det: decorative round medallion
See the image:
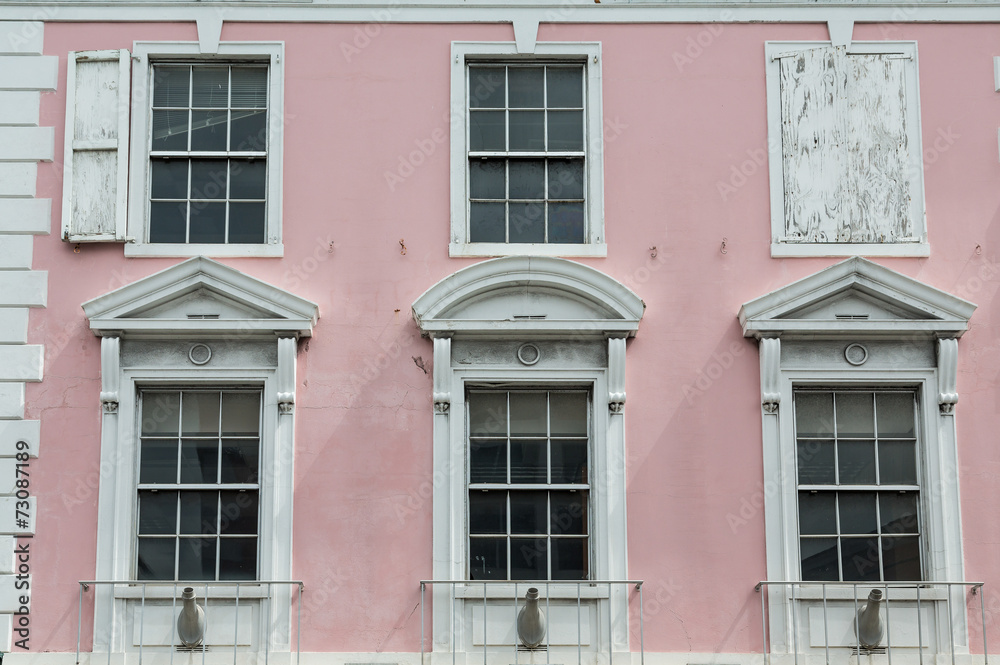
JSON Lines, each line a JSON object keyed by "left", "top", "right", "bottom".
{"left": 844, "top": 343, "right": 868, "bottom": 366}
{"left": 517, "top": 343, "right": 540, "bottom": 366}
{"left": 188, "top": 343, "right": 213, "bottom": 365}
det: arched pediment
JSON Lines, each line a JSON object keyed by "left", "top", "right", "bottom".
{"left": 412, "top": 257, "right": 644, "bottom": 338}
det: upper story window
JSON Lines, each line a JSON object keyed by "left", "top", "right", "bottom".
{"left": 468, "top": 389, "right": 590, "bottom": 581}
{"left": 765, "top": 42, "right": 928, "bottom": 257}
{"left": 148, "top": 64, "right": 269, "bottom": 245}
{"left": 795, "top": 389, "right": 921, "bottom": 582}
{"left": 451, "top": 43, "right": 605, "bottom": 257}
{"left": 59, "top": 43, "right": 284, "bottom": 257}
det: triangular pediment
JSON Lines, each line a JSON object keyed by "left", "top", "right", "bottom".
{"left": 412, "top": 257, "right": 644, "bottom": 337}
{"left": 739, "top": 257, "right": 975, "bottom": 338}
{"left": 83, "top": 257, "right": 319, "bottom": 337}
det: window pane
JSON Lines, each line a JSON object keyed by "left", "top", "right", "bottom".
{"left": 800, "top": 537, "right": 838, "bottom": 581}
{"left": 841, "top": 537, "right": 880, "bottom": 581}
{"left": 510, "top": 393, "right": 547, "bottom": 436}
{"left": 191, "top": 66, "right": 229, "bottom": 108}
{"left": 795, "top": 392, "right": 834, "bottom": 437}
{"left": 469, "top": 392, "right": 507, "bottom": 437}
{"left": 547, "top": 67, "right": 583, "bottom": 109}
{"left": 151, "top": 159, "right": 188, "bottom": 199}
{"left": 178, "top": 538, "right": 217, "bottom": 581}
{"left": 839, "top": 492, "right": 878, "bottom": 535}
{"left": 182, "top": 392, "right": 220, "bottom": 435}
{"left": 221, "top": 392, "right": 261, "bottom": 436}
{"left": 230, "top": 67, "right": 268, "bottom": 108}
{"left": 151, "top": 110, "right": 190, "bottom": 151}
{"left": 509, "top": 491, "right": 546, "bottom": 534}
{"left": 510, "top": 439, "right": 546, "bottom": 483}
{"left": 470, "top": 159, "right": 506, "bottom": 200}
{"left": 469, "top": 537, "right": 506, "bottom": 580}
{"left": 470, "top": 203, "right": 506, "bottom": 242}
{"left": 190, "top": 159, "right": 228, "bottom": 200}
{"left": 547, "top": 110, "right": 583, "bottom": 151}
{"left": 839, "top": 440, "right": 876, "bottom": 484}
{"left": 508, "top": 111, "right": 544, "bottom": 151}
{"left": 508, "top": 67, "right": 544, "bottom": 108}
{"left": 879, "top": 440, "right": 917, "bottom": 485}
{"left": 138, "top": 491, "right": 177, "bottom": 535}
{"left": 142, "top": 392, "right": 181, "bottom": 435}
{"left": 469, "top": 110, "right": 505, "bottom": 151}
{"left": 550, "top": 492, "right": 586, "bottom": 535}
{"left": 180, "top": 439, "right": 219, "bottom": 484}
{"left": 137, "top": 537, "right": 176, "bottom": 580}
{"left": 550, "top": 393, "right": 587, "bottom": 436}
{"left": 836, "top": 392, "right": 875, "bottom": 437}
{"left": 229, "top": 203, "right": 266, "bottom": 244}
{"left": 221, "top": 439, "right": 260, "bottom": 484}
{"left": 882, "top": 536, "right": 921, "bottom": 581}
{"left": 470, "top": 439, "right": 506, "bottom": 484}
{"left": 508, "top": 202, "right": 545, "bottom": 243}
{"left": 180, "top": 491, "right": 217, "bottom": 535}
{"left": 875, "top": 393, "right": 915, "bottom": 439}
{"left": 510, "top": 538, "right": 546, "bottom": 580}
{"left": 220, "top": 491, "right": 258, "bottom": 535}
{"left": 149, "top": 202, "right": 187, "bottom": 243}
{"left": 188, "top": 202, "right": 227, "bottom": 243}
{"left": 551, "top": 538, "right": 586, "bottom": 580}
{"left": 190, "top": 110, "right": 228, "bottom": 151}
{"left": 798, "top": 492, "right": 836, "bottom": 535}
{"left": 468, "top": 67, "right": 505, "bottom": 109}
{"left": 508, "top": 160, "right": 545, "bottom": 199}
{"left": 219, "top": 537, "right": 257, "bottom": 580}
{"left": 880, "top": 492, "right": 918, "bottom": 534}
{"left": 140, "top": 439, "right": 178, "bottom": 484}
{"left": 548, "top": 160, "right": 584, "bottom": 200}
{"left": 551, "top": 439, "right": 587, "bottom": 484}
{"left": 469, "top": 491, "right": 506, "bottom": 534}
{"left": 548, "top": 203, "right": 584, "bottom": 243}
{"left": 230, "top": 109, "right": 267, "bottom": 152}
{"left": 797, "top": 439, "right": 834, "bottom": 485}
{"left": 230, "top": 160, "right": 266, "bottom": 199}
{"left": 153, "top": 66, "right": 190, "bottom": 107}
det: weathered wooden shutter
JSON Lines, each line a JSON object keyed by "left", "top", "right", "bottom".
{"left": 779, "top": 46, "right": 912, "bottom": 244}
{"left": 61, "top": 49, "right": 130, "bottom": 242}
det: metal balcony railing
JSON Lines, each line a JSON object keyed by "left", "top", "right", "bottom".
{"left": 419, "top": 580, "right": 644, "bottom": 665}
{"left": 76, "top": 580, "right": 304, "bottom": 665}
{"left": 755, "top": 581, "right": 988, "bottom": 665}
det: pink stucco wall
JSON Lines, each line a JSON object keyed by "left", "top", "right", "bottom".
{"left": 25, "top": 18, "right": 1000, "bottom": 654}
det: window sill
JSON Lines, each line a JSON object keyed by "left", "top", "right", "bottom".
{"left": 771, "top": 242, "right": 930, "bottom": 258}
{"left": 124, "top": 243, "right": 284, "bottom": 258}
{"left": 453, "top": 583, "right": 611, "bottom": 600}
{"left": 450, "top": 243, "right": 607, "bottom": 258}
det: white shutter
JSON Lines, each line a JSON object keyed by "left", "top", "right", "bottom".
{"left": 61, "top": 49, "right": 130, "bottom": 242}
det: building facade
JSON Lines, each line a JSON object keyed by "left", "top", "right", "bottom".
{"left": 0, "top": 1, "right": 998, "bottom": 663}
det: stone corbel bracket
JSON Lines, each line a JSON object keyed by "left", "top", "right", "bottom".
{"left": 432, "top": 336, "right": 452, "bottom": 414}
{"left": 937, "top": 337, "right": 959, "bottom": 414}
{"left": 608, "top": 336, "right": 626, "bottom": 414}
{"left": 100, "top": 335, "right": 121, "bottom": 414}
{"left": 276, "top": 336, "right": 297, "bottom": 415}
{"left": 759, "top": 337, "right": 781, "bottom": 414}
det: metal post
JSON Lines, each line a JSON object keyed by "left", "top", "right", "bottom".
{"left": 265, "top": 582, "right": 271, "bottom": 665}
{"left": 139, "top": 583, "right": 146, "bottom": 665}
{"left": 420, "top": 583, "right": 425, "bottom": 665}
{"left": 948, "top": 587, "right": 956, "bottom": 665}
{"left": 638, "top": 583, "right": 645, "bottom": 665}
{"left": 545, "top": 581, "right": 550, "bottom": 665}
{"left": 483, "top": 583, "right": 487, "bottom": 665}
{"left": 608, "top": 582, "right": 613, "bottom": 665}
{"left": 884, "top": 584, "right": 892, "bottom": 665}
{"left": 234, "top": 584, "right": 240, "bottom": 665}
{"left": 452, "top": 582, "right": 457, "bottom": 665}
{"left": 979, "top": 585, "right": 989, "bottom": 665}
{"left": 822, "top": 583, "right": 829, "bottom": 665}
{"left": 203, "top": 583, "right": 209, "bottom": 665}
{"left": 758, "top": 584, "right": 768, "bottom": 665}
{"left": 791, "top": 583, "right": 799, "bottom": 665}
{"left": 76, "top": 584, "right": 84, "bottom": 665}
{"left": 298, "top": 583, "right": 303, "bottom": 665}
{"left": 577, "top": 582, "right": 582, "bottom": 665}
{"left": 916, "top": 585, "right": 924, "bottom": 665}
{"left": 854, "top": 584, "right": 861, "bottom": 658}
{"left": 170, "top": 583, "right": 177, "bottom": 665}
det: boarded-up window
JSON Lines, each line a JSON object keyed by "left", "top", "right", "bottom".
{"left": 777, "top": 46, "right": 920, "bottom": 245}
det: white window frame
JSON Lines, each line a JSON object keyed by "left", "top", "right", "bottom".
{"left": 765, "top": 41, "right": 928, "bottom": 258}
{"left": 450, "top": 42, "right": 606, "bottom": 258}
{"left": 127, "top": 41, "right": 284, "bottom": 258}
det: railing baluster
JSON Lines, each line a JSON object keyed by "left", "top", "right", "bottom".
{"left": 979, "top": 585, "right": 989, "bottom": 665}
{"left": 577, "top": 581, "right": 582, "bottom": 665}
{"left": 545, "top": 581, "right": 550, "bottom": 665}
{"left": 513, "top": 582, "right": 519, "bottom": 665}
{"left": 917, "top": 585, "right": 924, "bottom": 665}
{"left": 885, "top": 584, "right": 892, "bottom": 665}
{"left": 483, "top": 582, "right": 487, "bottom": 665}
{"left": 821, "top": 583, "right": 829, "bottom": 665}
{"left": 203, "top": 583, "right": 209, "bottom": 665}
{"left": 608, "top": 581, "right": 612, "bottom": 665}
{"left": 420, "top": 582, "right": 425, "bottom": 665}
{"left": 638, "top": 582, "right": 645, "bottom": 665}
{"left": 790, "top": 583, "right": 798, "bottom": 665}
{"left": 265, "top": 582, "right": 271, "bottom": 665}
{"left": 234, "top": 583, "right": 240, "bottom": 665}
{"left": 853, "top": 584, "right": 860, "bottom": 658}
{"left": 76, "top": 583, "right": 84, "bottom": 665}
{"left": 948, "top": 587, "right": 956, "bottom": 665}
{"left": 170, "top": 583, "right": 177, "bottom": 665}
{"left": 138, "top": 583, "right": 146, "bottom": 665}
{"left": 758, "top": 583, "right": 767, "bottom": 665}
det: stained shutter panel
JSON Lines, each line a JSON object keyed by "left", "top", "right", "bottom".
{"left": 61, "top": 49, "right": 130, "bottom": 242}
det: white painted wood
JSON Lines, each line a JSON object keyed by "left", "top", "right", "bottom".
{"left": 0, "top": 199, "right": 50, "bottom": 235}
{"left": 0, "top": 497, "right": 34, "bottom": 534}
{"left": 0, "top": 22, "right": 43, "bottom": 55}
{"left": 130, "top": 602, "right": 253, "bottom": 646}
{"left": 471, "top": 603, "right": 592, "bottom": 645}
{"left": 0, "top": 461, "right": 21, "bottom": 495}
{"left": 0, "top": 272, "right": 46, "bottom": 308}
{"left": 0, "top": 538, "right": 13, "bottom": 575}
{"left": 807, "top": 603, "right": 936, "bottom": 648}
{"left": 0, "top": 164, "right": 36, "bottom": 196}
{"left": 0, "top": 385, "right": 24, "bottom": 419}
{"left": 62, "top": 50, "right": 130, "bottom": 242}
{"left": 0, "top": 420, "right": 39, "bottom": 457}
{"left": 0, "top": 574, "right": 31, "bottom": 612}
{"left": 0, "top": 236, "right": 32, "bottom": 269}
{"left": 0, "top": 309, "right": 28, "bottom": 345}
{"left": 0, "top": 346, "right": 42, "bottom": 382}
{"left": 197, "top": 13, "right": 224, "bottom": 54}
{"left": 0, "top": 127, "right": 53, "bottom": 162}
{"left": 99, "top": 336, "right": 119, "bottom": 413}
{"left": 994, "top": 56, "right": 1000, "bottom": 92}
{"left": 0, "top": 56, "right": 56, "bottom": 90}
{"left": 0, "top": 92, "right": 39, "bottom": 125}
